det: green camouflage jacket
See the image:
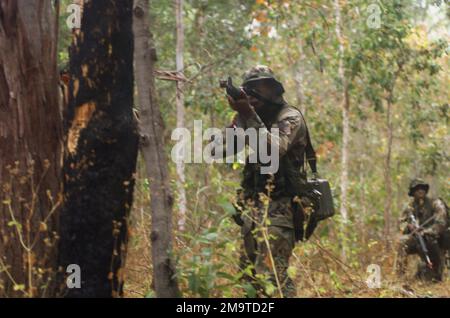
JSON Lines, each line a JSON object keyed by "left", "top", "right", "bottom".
{"left": 212, "top": 102, "right": 308, "bottom": 170}
{"left": 212, "top": 103, "right": 312, "bottom": 210}
{"left": 400, "top": 197, "right": 448, "bottom": 237}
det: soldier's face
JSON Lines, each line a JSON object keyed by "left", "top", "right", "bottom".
{"left": 245, "top": 80, "right": 278, "bottom": 110}
{"left": 413, "top": 188, "right": 427, "bottom": 200}
{"left": 247, "top": 95, "right": 264, "bottom": 109}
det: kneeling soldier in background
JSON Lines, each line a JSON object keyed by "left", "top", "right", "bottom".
{"left": 396, "top": 179, "right": 449, "bottom": 282}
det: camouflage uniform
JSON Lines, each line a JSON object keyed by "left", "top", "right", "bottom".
{"left": 396, "top": 179, "right": 448, "bottom": 281}
{"left": 213, "top": 66, "right": 311, "bottom": 297}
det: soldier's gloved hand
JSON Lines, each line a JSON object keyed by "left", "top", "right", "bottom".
{"left": 227, "top": 90, "right": 255, "bottom": 119}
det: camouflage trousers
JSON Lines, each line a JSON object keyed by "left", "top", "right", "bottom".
{"left": 238, "top": 196, "right": 297, "bottom": 297}
{"left": 396, "top": 233, "right": 446, "bottom": 282}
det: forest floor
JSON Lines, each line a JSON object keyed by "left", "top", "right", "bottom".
{"left": 123, "top": 217, "right": 449, "bottom": 298}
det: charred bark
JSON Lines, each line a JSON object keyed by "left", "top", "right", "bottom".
{"left": 58, "top": 0, "right": 138, "bottom": 297}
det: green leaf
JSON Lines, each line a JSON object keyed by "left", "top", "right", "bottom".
{"left": 204, "top": 232, "right": 218, "bottom": 241}
{"left": 217, "top": 271, "right": 237, "bottom": 281}
{"left": 13, "top": 284, "right": 25, "bottom": 291}
{"left": 242, "top": 283, "right": 257, "bottom": 298}
{"left": 287, "top": 266, "right": 298, "bottom": 280}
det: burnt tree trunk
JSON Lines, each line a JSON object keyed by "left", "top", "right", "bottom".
{"left": 0, "top": 1, "right": 62, "bottom": 297}
{"left": 58, "top": 0, "right": 138, "bottom": 297}
{"left": 133, "top": 0, "right": 180, "bottom": 297}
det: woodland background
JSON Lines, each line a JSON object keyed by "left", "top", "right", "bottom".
{"left": 0, "top": 0, "right": 448, "bottom": 298}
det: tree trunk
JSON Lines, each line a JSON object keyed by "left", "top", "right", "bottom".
{"left": 175, "top": 0, "right": 187, "bottom": 231}
{"left": 58, "top": 0, "right": 138, "bottom": 297}
{"left": 383, "top": 95, "right": 394, "bottom": 242}
{"left": 133, "top": 0, "right": 180, "bottom": 297}
{"left": 0, "top": 1, "right": 62, "bottom": 297}
{"left": 334, "top": 0, "right": 350, "bottom": 260}
{"left": 358, "top": 161, "right": 367, "bottom": 250}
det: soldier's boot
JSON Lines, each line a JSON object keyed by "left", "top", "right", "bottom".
{"left": 428, "top": 246, "right": 446, "bottom": 282}
{"left": 415, "top": 262, "right": 441, "bottom": 282}
{"left": 415, "top": 262, "right": 428, "bottom": 281}
{"left": 275, "top": 257, "right": 296, "bottom": 298}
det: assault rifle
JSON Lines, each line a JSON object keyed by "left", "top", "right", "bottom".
{"left": 219, "top": 77, "right": 283, "bottom": 106}
{"left": 409, "top": 214, "right": 433, "bottom": 269}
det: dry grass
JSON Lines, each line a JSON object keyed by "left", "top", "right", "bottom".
{"left": 123, "top": 162, "right": 449, "bottom": 298}
{"left": 123, "top": 214, "right": 449, "bottom": 298}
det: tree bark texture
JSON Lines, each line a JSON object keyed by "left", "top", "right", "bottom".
{"left": 133, "top": 0, "right": 180, "bottom": 298}
{"left": 0, "top": 0, "right": 62, "bottom": 297}
{"left": 58, "top": 0, "right": 138, "bottom": 297}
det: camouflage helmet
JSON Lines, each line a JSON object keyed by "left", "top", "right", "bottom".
{"left": 408, "top": 178, "right": 429, "bottom": 197}
{"left": 241, "top": 65, "right": 285, "bottom": 96}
